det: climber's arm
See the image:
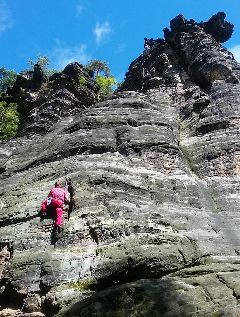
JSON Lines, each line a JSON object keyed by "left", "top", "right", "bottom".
{"left": 64, "top": 191, "right": 70, "bottom": 204}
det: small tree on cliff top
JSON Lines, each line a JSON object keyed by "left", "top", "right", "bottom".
{"left": 28, "top": 55, "right": 57, "bottom": 77}
{"left": 28, "top": 55, "right": 49, "bottom": 71}
{"left": 86, "top": 60, "right": 111, "bottom": 77}
{"left": 95, "top": 76, "right": 116, "bottom": 101}
{"left": 86, "top": 60, "right": 116, "bottom": 101}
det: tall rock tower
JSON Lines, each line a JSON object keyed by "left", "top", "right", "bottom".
{"left": 0, "top": 13, "right": 240, "bottom": 317}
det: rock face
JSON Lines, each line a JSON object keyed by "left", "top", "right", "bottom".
{"left": 200, "top": 12, "right": 234, "bottom": 43}
{"left": 0, "top": 13, "right": 240, "bottom": 317}
{"left": 2, "top": 62, "right": 99, "bottom": 135}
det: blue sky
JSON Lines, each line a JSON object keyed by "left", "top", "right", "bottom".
{"left": 1, "top": 0, "right": 240, "bottom": 82}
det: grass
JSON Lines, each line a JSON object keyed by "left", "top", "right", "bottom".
{"left": 59, "top": 279, "right": 97, "bottom": 291}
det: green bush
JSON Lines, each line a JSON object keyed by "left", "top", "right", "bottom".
{"left": 96, "top": 75, "right": 116, "bottom": 101}
{"left": 0, "top": 101, "right": 20, "bottom": 141}
{"left": 0, "top": 67, "right": 17, "bottom": 92}
{"left": 85, "top": 59, "right": 116, "bottom": 101}
{"left": 78, "top": 75, "right": 88, "bottom": 87}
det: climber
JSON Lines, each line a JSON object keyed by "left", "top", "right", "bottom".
{"left": 40, "top": 180, "right": 70, "bottom": 233}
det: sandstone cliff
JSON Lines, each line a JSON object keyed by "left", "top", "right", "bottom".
{"left": 0, "top": 12, "right": 240, "bottom": 317}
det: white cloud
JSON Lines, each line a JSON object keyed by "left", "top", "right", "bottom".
{"left": 229, "top": 45, "right": 240, "bottom": 62}
{"left": 93, "top": 21, "right": 112, "bottom": 44}
{"left": 50, "top": 42, "right": 91, "bottom": 69}
{"left": 0, "top": 0, "right": 13, "bottom": 33}
{"left": 76, "top": 3, "right": 83, "bottom": 16}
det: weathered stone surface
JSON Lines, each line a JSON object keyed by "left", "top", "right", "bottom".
{"left": 200, "top": 12, "right": 234, "bottom": 43}
{"left": 1, "top": 13, "right": 240, "bottom": 317}
{"left": 58, "top": 264, "right": 240, "bottom": 317}
{"left": 1, "top": 62, "right": 99, "bottom": 135}
{"left": 0, "top": 310, "right": 44, "bottom": 317}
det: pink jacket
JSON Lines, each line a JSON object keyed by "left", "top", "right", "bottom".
{"left": 48, "top": 187, "right": 69, "bottom": 203}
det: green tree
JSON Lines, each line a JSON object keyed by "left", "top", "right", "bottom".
{"left": 86, "top": 60, "right": 111, "bottom": 77}
{"left": 28, "top": 55, "right": 57, "bottom": 77}
{"left": 95, "top": 75, "right": 116, "bottom": 101}
{"left": 86, "top": 60, "right": 116, "bottom": 101}
{"left": 28, "top": 55, "right": 50, "bottom": 71}
{"left": 0, "top": 101, "right": 20, "bottom": 141}
{"left": 0, "top": 67, "right": 17, "bottom": 92}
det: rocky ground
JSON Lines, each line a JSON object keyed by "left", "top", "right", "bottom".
{"left": 0, "top": 12, "right": 240, "bottom": 317}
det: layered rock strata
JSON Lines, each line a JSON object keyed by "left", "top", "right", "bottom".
{"left": 0, "top": 13, "right": 240, "bottom": 317}
{"left": 1, "top": 62, "right": 99, "bottom": 135}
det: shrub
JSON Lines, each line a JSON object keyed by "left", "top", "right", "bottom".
{"left": 0, "top": 101, "right": 20, "bottom": 141}
{"left": 0, "top": 67, "right": 17, "bottom": 92}
{"left": 28, "top": 55, "right": 58, "bottom": 77}
{"left": 86, "top": 59, "right": 116, "bottom": 101}
{"left": 78, "top": 75, "right": 88, "bottom": 87}
{"left": 96, "top": 75, "right": 116, "bottom": 101}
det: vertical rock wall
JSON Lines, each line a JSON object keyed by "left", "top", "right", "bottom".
{"left": 0, "top": 13, "right": 240, "bottom": 317}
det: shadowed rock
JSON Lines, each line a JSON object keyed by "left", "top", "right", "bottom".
{"left": 200, "top": 12, "right": 234, "bottom": 43}
{"left": 2, "top": 62, "right": 99, "bottom": 135}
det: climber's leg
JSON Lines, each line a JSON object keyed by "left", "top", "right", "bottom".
{"left": 55, "top": 207, "right": 63, "bottom": 226}
{"left": 40, "top": 200, "right": 48, "bottom": 222}
{"left": 49, "top": 199, "right": 64, "bottom": 239}
{"left": 50, "top": 199, "right": 63, "bottom": 224}
{"left": 41, "top": 200, "right": 47, "bottom": 214}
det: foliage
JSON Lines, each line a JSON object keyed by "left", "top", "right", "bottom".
{"left": 96, "top": 75, "right": 116, "bottom": 101}
{"left": 28, "top": 55, "right": 58, "bottom": 77}
{"left": 0, "top": 56, "right": 55, "bottom": 93}
{"left": 86, "top": 59, "right": 116, "bottom": 100}
{"left": 0, "top": 101, "right": 20, "bottom": 141}
{"left": 60, "top": 279, "right": 96, "bottom": 291}
{"left": 86, "top": 60, "right": 111, "bottom": 77}
{"left": 0, "top": 67, "right": 17, "bottom": 92}
{"left": 78, "top": 75, "right": 88, "bottom": 87}
{"left": 28, "top": 55, "right": 50, "bottom": 71}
